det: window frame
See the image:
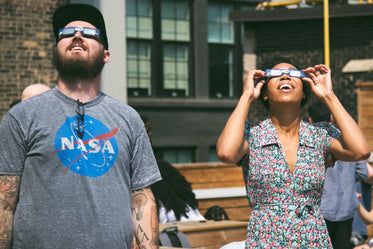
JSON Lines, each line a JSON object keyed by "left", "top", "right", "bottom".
{"left": 126, "top": 0, "right": 194, "bottom": 98}
{"left": 207, "top": 1, "right": 246, "bottom": 99}
{"left": 153, "top": 146, "right": 196, "bottom": 164}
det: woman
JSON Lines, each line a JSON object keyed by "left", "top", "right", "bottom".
{"left": 216, "top": 57, "right": 370, "bottom": 248}
{"left": 140, "top": 116, "right": 205, "bottom": 223}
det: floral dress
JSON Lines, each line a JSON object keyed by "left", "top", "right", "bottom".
{"left": 240, "top": 118, "right": 340, "bottom": 249}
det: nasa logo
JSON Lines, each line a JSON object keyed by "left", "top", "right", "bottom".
{"left": 54, "top": 115, "right": 118, "bottom": 178}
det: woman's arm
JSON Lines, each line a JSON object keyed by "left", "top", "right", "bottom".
{"left": 303, "top": 65, "right": 370, "bottom": 162}
{"left": 216, "top": 70, "right": 265, "bottom": 164}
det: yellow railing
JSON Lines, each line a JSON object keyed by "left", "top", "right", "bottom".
{"left": 254, "top": 0, "right": 372, "bottom": 67}
{"left": 257, "top": 0, "right": 371, "bottom": 9}
{"left": 255, "top": 0, "right": 330, "bottom": 66}
{"left": 324, "top": 0, "right": 330, "bottom": 67}
{"left": 256, "top": 0, "right": 322, "bottom": 9}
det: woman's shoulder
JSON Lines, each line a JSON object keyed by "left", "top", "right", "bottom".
{"left": 307, "top": 121, "right": 341, "bottom": 138}
{"left": 245, "top": 118, "right": 271, "bottom": 130}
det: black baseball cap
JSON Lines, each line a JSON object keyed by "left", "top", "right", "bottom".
{"left": 53, "top": 4, "right": 109, "bottom": 50}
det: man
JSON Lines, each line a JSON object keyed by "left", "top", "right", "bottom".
{"left": 309, "top": 101, "right": 369, "bottom": 249}
{"left": 0, "top": 4, "right": 161, "bottom": 249}
{"left": 21, "top": 83, "right": 51, "bottom": 101}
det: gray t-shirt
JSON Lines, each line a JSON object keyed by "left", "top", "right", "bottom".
{"left": 0, "top": 88, "right": 161, "bottom": 249}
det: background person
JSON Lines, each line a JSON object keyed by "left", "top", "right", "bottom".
{"left": 216, "top": 56, "right": 370, "bottom": 248}
{"left": 352, "top": 191, "right": 373, "bottom": 249}
{"left": 351, "top": 155, "right": 373, "bottom": 247}
{"left": 141, "top": 116, "right": 205, "bottom": 223}
{"left": 0, "top": 4, "right": 161, "bottom": 249}
{"left": 21, "top": 83, "right": 51, "bottom": 101}
{"left": 8, "top": 83, "right": 50, "bottom": 110}
{"left": 152, "top": 159, "right": 205, "bottom": 223}
{"left": 309, "top": 100, "right": 369, "bottom": 249}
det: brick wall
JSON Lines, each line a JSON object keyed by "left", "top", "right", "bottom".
{"left": 0, "top": 0, "right": 67, "bottom": 117}
{"left": 246, "top": 15, "right": 373, "bottom": 123}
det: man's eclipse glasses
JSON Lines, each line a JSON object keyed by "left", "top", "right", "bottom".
{"left": 58, "top": 27, "right": 100, "bottom": 40}
{"left": 265, "top": 69, "right": 306, "bottom": 79}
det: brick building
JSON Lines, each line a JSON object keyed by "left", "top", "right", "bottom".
{"left": 0, "top": 0, "right": 68, "bottom": 111}
{"left": 0, "top": 0, "right": 372, "bottom": 162}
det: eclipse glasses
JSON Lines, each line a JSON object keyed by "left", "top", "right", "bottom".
{"left": 58, "top": 27, "right": 100, "bottom": 40}
{"left": 265, "top": 69, "right": 306, "bottom": 79}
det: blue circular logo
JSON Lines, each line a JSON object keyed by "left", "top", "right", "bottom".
{"left": 54, "top": 115, "right": 118, "bottom": 178}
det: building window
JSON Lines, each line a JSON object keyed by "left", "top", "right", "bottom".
{"left": 163, "top": 44, "right": 189, "bottom": 97}
{"left": 126, "top": 0, "right": 153, "bottom": 39}
{"left": 161, "top": 0, "right": 190, "bottom": 41}
{"left": 154, "top": 147, "right": 195, "bottom": 164}
{"left": 126, "top": 0, "right": 153, "bottom": 97}
{"left": 127, "top": 41, "right": 152, "bottom": 97}
{"left": 209, "top": 146, "right": 219, "bottom": 162}
{"left": 209, "top": 44, "right": 233, "bottom": 98}
{"left": 208, "top": 2, "right": 235, "bottom": 99}
{"left": 208, "top": 3, "right": 234, "bottom": 44}
{"left": 126, "top": 0, "right": 192, "bottom": 98}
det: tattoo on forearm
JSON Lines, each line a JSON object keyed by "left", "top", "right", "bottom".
{"left": 133, "top": 192, "right": 147, "bottom": 221}
{"left": 0, "top": 176, "right": 20, "bottom": 211}
{"left": 136, "top": 224, "right": 150, "bottom": 243}
{"left": 0, "top": 175, "right": 20, "bottom": 248}
{"left": 151, "top": 204, "right": 159, "bottom": 247}
{"left": 132, "top": 187, "right": 159, "bottom": 249}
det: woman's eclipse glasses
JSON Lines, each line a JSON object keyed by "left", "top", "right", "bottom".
{"left": 265, "top": 69, "right": 306, "bottom": 79}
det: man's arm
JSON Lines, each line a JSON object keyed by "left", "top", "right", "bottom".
{"left": 132, "top": 187, "right": 158, "bottom": 249}
{"left": 0, "top": 175, "right": 20, "bottom": 249}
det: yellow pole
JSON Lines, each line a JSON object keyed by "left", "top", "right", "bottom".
{"left": 323, "top": 0, "right": 330, "bottom": 67}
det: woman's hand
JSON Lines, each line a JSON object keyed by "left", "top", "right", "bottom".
{"left": 242, "top": 70, "right": 265, "bottom": 102}
{"left": 302, "top": 64, "right": 334, "bottom": 100}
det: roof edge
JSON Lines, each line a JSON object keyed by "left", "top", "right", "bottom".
{"left": 230, "top": 4, "right": 373, "bottom": 22}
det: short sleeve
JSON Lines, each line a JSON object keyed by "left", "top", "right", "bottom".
{"left": 355, "top": 160, "right": 369, "bottom": 182}
{"left": 130, "top": 124, "right": 161, "bottom": 190}
{"left": 0, "top": 112, "right": 27, "bottom": 175}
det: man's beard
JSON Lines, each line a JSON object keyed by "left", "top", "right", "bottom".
{"left": 52, "top": 47, "right": 105, "bottom": 84}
